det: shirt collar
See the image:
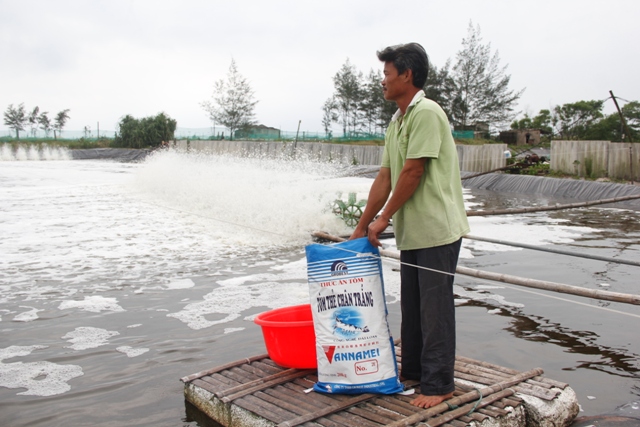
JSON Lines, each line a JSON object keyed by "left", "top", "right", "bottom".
{"left": 391, "top": 90, "right": 425, "bottom": 122}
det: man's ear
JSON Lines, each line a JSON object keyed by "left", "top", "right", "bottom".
{"left": 403, "top": 69, "right": 413, "bottom": 84}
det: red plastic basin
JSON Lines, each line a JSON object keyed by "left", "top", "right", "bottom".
{"left": 254, "top": 304, "right": 317, "bottom": 369}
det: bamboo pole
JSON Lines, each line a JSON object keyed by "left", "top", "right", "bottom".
{"left": 465, "top": 194, "right": 640, "bottom": 216}
{"left": 455, "top": 265, "right": 640, "bottom": 305}
{"left": 460, "top": 161, "right": 532, "bottom": 181}
{"left": 461, "top": 163, "right": 530, "bottom": 180}
{"left": 464, "top": 234, "right": 640, "bottom": 267}
{"left": 310, "top": 231, "right": 640, "bottom": 306}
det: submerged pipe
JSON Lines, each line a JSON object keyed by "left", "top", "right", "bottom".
{"left": 311, "top": 231, "right": 640, "bottom": 307}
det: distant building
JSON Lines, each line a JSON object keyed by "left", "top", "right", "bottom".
{"left": 454, "top": 122, "right": 490, "bottom": 139}
{"left": 499, "top": 129, "right": 541, "bottom": 145}
{"left": 234, "top": 124, "right": 281, "bottom": 140}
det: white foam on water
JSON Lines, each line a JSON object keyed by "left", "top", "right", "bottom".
{"left": 0, "top": 345, "right": 84, "bottom": 396}
{"left": 58, "top": 296, "right": 124, "bottom": 313}
{"left": 167, "top": 251, "right": 404, "bottom": 331}
{"left": 165, "top": 278, "right": 195, "bottom": 290}
{"left": 461, "top": 214, "right": 597, "bottom": 257}
{"left": 0, "top": 159, "right": 230, "bottom": 305}
{"left": 167, "top": 257, "right": 310, "bottom": 330}
{"left": 224, "top": 327, "right": 245, "bottom": 334}
{"left": 116, "top": 346, "right": 150, "bottom": 357}
{"left": 12, "top": 306, "right": 43, "bottom": 322}
{"left": 454, "top": 285, "right": 526, "bottom": 309}
{"left": 62, "top": 327, "right": 120, "bottom": 350}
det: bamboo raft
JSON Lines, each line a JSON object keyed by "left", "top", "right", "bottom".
{"left": 181, "top": 343, "right": 579, "bottom": 427}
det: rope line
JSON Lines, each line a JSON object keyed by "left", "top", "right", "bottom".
{"left": 467, "top": 389, "right": 483, "bottom": 416}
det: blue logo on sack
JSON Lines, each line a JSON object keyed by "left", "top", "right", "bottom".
{"left": 330, "top": 260, "right": 348, "bottom": 276}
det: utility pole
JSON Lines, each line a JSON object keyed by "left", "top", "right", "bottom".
{"left": 609, "top": 90, "right": 633, "bottom": 143}
{"left": 294, "top": 120, "right": 301, "bottom": 149}
{"left": 609, "top": 90, "right": 635, "bottom": 181}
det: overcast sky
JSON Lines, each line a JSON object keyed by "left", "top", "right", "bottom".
{"left": 2, "top": 0, "right": 639, "bottom": 135}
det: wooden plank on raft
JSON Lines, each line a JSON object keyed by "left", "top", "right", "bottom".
{"left": 382, "top": 367, "right": 544, "bottom": 427}
{"left": 236, "top": 394, "right": 293, "bottom": 423}
{"left": 219, "top": 369, "right": 315, "bottom": 402}
{"left": 183, "top": 343, "right": 578, "bottom": 427}
{"left": 454, "top": 363, "right": 560, "bottom": 401}
{"left": 457, "top": 355, "right": 569, "bottom": 390}
{"left": 181, "top": 353, "right": 270, "bottom": 383}
{"left": 276, "top": 393, "right": 379, "bottom": 427}
{"left": 424, "top": 388, "right": 515, "bottom": 427}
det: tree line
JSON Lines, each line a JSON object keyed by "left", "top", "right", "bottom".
{"left": 153, "top": 20, "right": 640, "bottom": 144}
{"left": 3, "top": 103, "right": 70, "bottom": 139}
{"left": 2, "top": 101, "right": 177, "bottom": 148}
{"left": 511, "top": 98, "right": 640, "bottom": 142}
{"left": 198, "top": 22, "right": 524, "bottom": 141}
{"left": 323, "top": 22, "right": 524, "bottom": 137}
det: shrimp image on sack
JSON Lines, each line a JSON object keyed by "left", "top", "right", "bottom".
{"left": 332, "top": 308, "right": 369, "bottom": 338}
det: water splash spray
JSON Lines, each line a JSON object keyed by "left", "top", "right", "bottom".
{"left": 131, "top": 149, "right": 373, "bottom": 248}
{"left": 0, "top": 143, "right": 72, "bottom": 161}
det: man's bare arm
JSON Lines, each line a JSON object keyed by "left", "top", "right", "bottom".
{"left": 349, "top": 167, "right": 392, "bottom": 240}
{"left": 367, "top": 158, "right": 427, "bottom": 247}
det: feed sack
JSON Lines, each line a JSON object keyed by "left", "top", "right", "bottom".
{"left": 305, "top": 237, "right": 403, "bottom": 394}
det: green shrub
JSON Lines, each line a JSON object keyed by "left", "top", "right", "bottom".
{"left": 113, "top": 113, "right": 176, "bottom": 148}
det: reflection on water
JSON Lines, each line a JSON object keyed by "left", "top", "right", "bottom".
{"left": 506, "top": 310, "right": 639, "bottom": 378}
{"left": 461, "top": 290, "right": 640, "bottom": 379}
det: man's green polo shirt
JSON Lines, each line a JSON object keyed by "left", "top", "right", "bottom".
{"left": 381, "top": 91, "right": 470, "bottom": 250}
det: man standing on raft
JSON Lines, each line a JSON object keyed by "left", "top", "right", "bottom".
{"left": 350, "top": 43, "right": 469, "bottom": 408}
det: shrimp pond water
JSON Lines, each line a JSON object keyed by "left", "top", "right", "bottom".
{"left": 0, "top": 148, "right": 639, "bottom": 426}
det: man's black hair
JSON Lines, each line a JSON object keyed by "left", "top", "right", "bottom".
{"left": 377, "top": 43, "right": 429, "bottom": 88}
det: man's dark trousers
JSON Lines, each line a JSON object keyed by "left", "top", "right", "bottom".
{"left": 400, "top": 238, "right": 462, "bottom": 395}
